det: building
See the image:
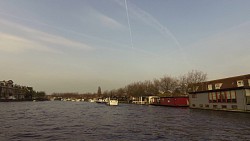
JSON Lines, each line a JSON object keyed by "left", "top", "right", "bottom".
{"left": 188, "top": 74, "right": 250, "bottom": 112}
{"left": 148, "top": 96, "right": 160, "bottom": 104}
{"left": 0, "top": 80, "right": 33, "bottom": 101}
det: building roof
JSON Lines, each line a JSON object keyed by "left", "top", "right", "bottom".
{"left": 188, "top": 74, "right": 250, "bottom": 94}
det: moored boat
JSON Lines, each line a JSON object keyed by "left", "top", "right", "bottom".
{"left": 96, "top": 98, "right": 106, "bottom": 104}
{"left": 151, "top": 96, "right": 189, "bottom": 107}
{"left": 106, "top": 98, "right": 118, "bottom": 106}
{"left": 88, "top": 99, "right": 96, "bottom": 103}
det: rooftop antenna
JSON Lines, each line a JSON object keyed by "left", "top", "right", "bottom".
{"left": 125, "top": 0, "right": 134, "bottom": 49}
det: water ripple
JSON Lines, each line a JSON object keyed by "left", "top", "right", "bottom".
{"left": 1, "top": 101, "right": 250, "bottom": 141}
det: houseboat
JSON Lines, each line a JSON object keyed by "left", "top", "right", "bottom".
{"left": 151, "top": 96, "right": 189, "bottom": 107}
{"left": 188, "top": 74, "right": 250, "bottom": 112}
{"left": 148, "top": 96, "right": 160, "bottom": 104}
{"left": 131, "top": 96, "right": 147, "bottom": 104}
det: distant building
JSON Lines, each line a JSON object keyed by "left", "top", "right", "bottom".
{"left": 188, "top": 74, "right": 250, "bottom": 112}
{"left": 0, "top": 80, "right": 33, "bottom": 101}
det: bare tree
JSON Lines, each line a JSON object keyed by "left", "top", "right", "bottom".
{"left": 179, "top": 70, "right": 207, "bottom": 94}
{"left": 177, "top": 75, "right": 188, "bottom": 94}
{"left": 186, "top": 70, "right": 207, "bottom": 84}
{"left": 116, "top": 88, "right": 125, "bottom": 97}
{"left": 157, "top": 76, "right": 178, "bottom": 95}
{"left": 125, "top": 82, "right": 145, "bottom": 97}
{"left": 143, "top": 80, "right": 158, "bottom": 96}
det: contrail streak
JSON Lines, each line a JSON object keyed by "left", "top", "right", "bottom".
{"left": 125, "top": 0, "right": 134, "bottom": 49}
{"left": 0, "top": 11, "right": 121, "bottom": 48}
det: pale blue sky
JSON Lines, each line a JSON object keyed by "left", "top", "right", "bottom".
{"left": 0, "top": 0, "right": 249, "bottom": 93}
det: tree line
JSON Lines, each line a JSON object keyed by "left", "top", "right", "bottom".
{"left": 50, "top": 70, "right": 207, "bottom": 100}
{"left": 103, "top": 70, "right": 207, "bottom": 98}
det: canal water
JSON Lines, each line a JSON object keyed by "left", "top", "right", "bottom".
{"left": 0, "top": 101, "right": 250, "bottom": 141}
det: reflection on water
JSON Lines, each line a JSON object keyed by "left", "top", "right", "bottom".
{"left": 0, "top": 101, "right": 250, "bottom": 141}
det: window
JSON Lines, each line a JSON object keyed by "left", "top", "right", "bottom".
{"left": 237, "top": 80, "right": 244, "bottom": 87}
{"left": 208, "top": 91, "right": 237, "bottom": 103}
{"left": 208, "top": 84, "right": 212, "bottom": 90}
{"left": 226, "top": 91, "right": 231, "bottom": 103}
{"left": 246, "top": 96, "right": 250, "bottom": 105}
{"left": 192, "top": 94, "right": 197, "bottom": 98}
{"left": 221, "top": 91, "right": 226, "bottom": 103}
{"left": 192, "top": 104, "right": 196, "bottom": 107}
{"left": 212, "top": 92, "right": 217, "bottom": 103}
{"left": 205, "top": 104, "right": 209, "bottom": 108}
{"left": 215, "top": 83, "right": 222, "bottom": 89}
{"left": 199, "top": 104, "right": 203, "bottom": 108}
{"left": 217, "top": 92, "right": 221, "bottom": 102}
{"left": 195, "top": 86, "right": 199, "bottom": 91}
{"left": 213, "top": 105, "right": 218, "bottom": 109}
{"left": 231, "top": 105, "right": 237, "bottom": 109}
{"left": 221, "top": 105, "right": 227, "bottom": 109}
{"left": 208, "top": 93, "right": 213, "bottom": 103}
{"left": 231, "top": 91, "right": 237, "bottom": 103}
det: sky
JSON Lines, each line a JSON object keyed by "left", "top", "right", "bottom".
{"left": 0, "top": 0, "right": 249, "bottom": 94}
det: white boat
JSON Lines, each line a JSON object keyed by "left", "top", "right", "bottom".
{"left": 107, "top": 98, "right": 118, "bottom": 106}
{"left": 89, "top": 99, "right": 95, "bottom": 102}
{"left": 96, "top": 98, "right": 106, "bottom": 104}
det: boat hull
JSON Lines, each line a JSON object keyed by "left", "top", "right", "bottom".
{"left": 107, "top": 100, "right": 118, "bottom": 106}
{"left": 151, "top": 97, "right": 189, "bottom": 107}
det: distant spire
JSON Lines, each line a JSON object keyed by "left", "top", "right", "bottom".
{"left": 97, "top": 86, "right": 102, "bottom": 95}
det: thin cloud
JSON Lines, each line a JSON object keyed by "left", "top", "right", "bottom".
{"left": 115, "top": 0, "right": 181, "bottom": 47}
{"left": 0, "top": 33, "right": 62, "bottom": 54}
{"left": 0, "top": 19, "right": 94, "bottom": 53}
{"left": 114, "top": 0, "right": 190, "bottom": 66}
{"left": 0, "top": 33, "right": 33, "bottom": 52}
{"left": 98, "top": 14, "right": 125, "bottom": 29}
{"left": 0, "top": 11, "right": 126, "bottom": 51}
{"left": 84, "top": 6, "right": 126, "bottom": 30}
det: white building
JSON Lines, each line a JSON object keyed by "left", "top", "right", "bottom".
{"left": 188, "top": 74, "right": 250, "bottom": 112}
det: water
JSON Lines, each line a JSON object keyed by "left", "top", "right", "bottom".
{"left": 0, "top": 101, "right": 250, "bottom": 141}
